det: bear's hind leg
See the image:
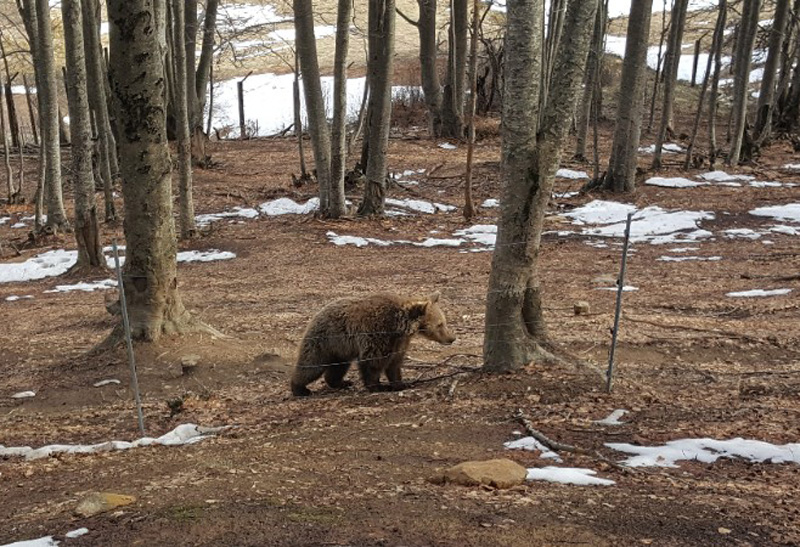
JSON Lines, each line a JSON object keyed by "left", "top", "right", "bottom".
{"left": 385, "top": 354, "right": 408, "bottom": 392}
{"left": 324, "top": 362, "right": 353, "bottom": 390}
{"left": 291, "top": 358, "right": 326, "bottom": 397}
{"left": 358, "top": 358, "right": 390, "bottom": 392}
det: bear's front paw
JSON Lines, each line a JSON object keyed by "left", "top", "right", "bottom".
{"left": 291, "top": 384, "right": 312, "bottom": 397}
{"left": 366, "top": 383, "right": 392, "bottom": 392}
{"left": 388, "top": 381, "right": 408, "bottom": 392}
{"left": 327, "top": 379, "right": 354, "bottom": 390}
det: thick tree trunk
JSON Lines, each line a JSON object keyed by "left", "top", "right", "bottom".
{"left": 754, "top": 0, "right": 790, "bottom": 143}
{"left": 293, "top": 0, "right": 333, "bottom": 213}
{"left": 727, "top": 0, "right": 761, "bottom": 165}
{"left": 358, "top": 0, "right": 396, "bottom": 216}
{"left": 484, "top": 0, "right": 597, "bottom": 372}
{"left": 35, "top": 0, "right": 70, "bottom": 232}
{"left": 82, "top": 0, "right": 117, "bottom": 222}
{"left": 605, "top": 0, "right": 654, "bottom": 192}
{"left": 653, "top": 0, "right": 689, "bottom": 169}
{"left": 62, "top": 0, "right": 103, "bottom": 269}
{"left": 171, "top": 0, "right": 196, "bottom": 239}
{"left": 329, "top": 0, "right": 351, "bottom": 218}
{"left": 417, "top": 0, "right": 444, "bottom": 136}
{"left": 575, "top": 0, "right": 606, "bottom": 160}
{"left": 441, "top": 0, "right": 467, "bottom": 137}
{"left": 107, "top": 0, "right": 200, "bottom": 340}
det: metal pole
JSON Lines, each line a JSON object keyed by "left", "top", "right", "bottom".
{"left": 112, "top": 240, "right": 146, "bottom": 435}
{"left": 606, "top": 212, "right": 634, "bottom": 393}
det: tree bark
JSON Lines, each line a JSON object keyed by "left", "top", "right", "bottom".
{"left": 727, "top": 0, "right": 761, "bottom": 165}
{"left": 171, "top": 0, "right": 197, "bottom": 238}
{"left": 708, "top": 0, "right": 727, "bottom": 165}
{"left": 441, "top": 0, "right": 467, "bottom": 137}
{"left": 35, "top": 0, "right": 70, "bottom": 232}
{"left": 23, "top": 74, "right": 38, "bottom": 145}
{"left": 575, "top": 0, "right": 605, "bottom": 160}
{"left": 195, "top": 0, "right": 218, "bottom": 119}
{"left": 358, "top": 0, "right": 396, "bottom": 216}
{"left": 62, "top": 0, "right": 103, "bottom": 269}
{"left": 483, "top": 0, "right": 597, "bottom": 372}
{"left": 605, "top": 0, "right": 654, "bottom": 192}
{"left": 463, "top": 0, "right": 480, "bottom": 220}
{"left": 416, "top": 0, "right": 444, "bottom": 136}
{"left": 329, "top": 0, "right": 351, "bottom": 218}
{"left": 653, "top": 0, "right": 689, "bottom": 169}
{"left": 293, "top": 0, "right": 333, "bottom": 213}
{"left": 754, "top": 0, "right": 790, "bottom": 142}
{"left": 0, "top": 79, "right": 16, "bottom": 203}
{"left": 82, "top": 0, "right": 117, "bottom": 222}
{"left": 107, "top": 0, "right": 201, "bottom": 340}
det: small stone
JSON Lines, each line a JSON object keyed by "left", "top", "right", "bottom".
{"left": 75, "top": 492, "right": 136, "bottom": 517}
{"left": 573, "top": 301, "right": 590, "bottom": 315}
{"left": 441, "top": 459, "right": 527, "bottom": 489}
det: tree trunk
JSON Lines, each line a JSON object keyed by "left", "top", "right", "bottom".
{"left": 358, "top": 0, "right": 396, "bottom": 216}
{"left": 82, "top": 0, "right": 117, "bottom": 222}
{"left": 0, "top": 41, "right": 22, "bottom": 149}
{"left": 540, "top": 0, "right": 565, "bottom": 118}
{"left": 647, "top": 0, "right": 669, "bottom": 133}
{"left": 777, "top": 34, "right": 800, "bottom": 131}
{"left": 195, "top": 0, "right": 218, "bottom": 119}
{"left": 441, "top": 0, "right": 467, "bottom": 138}
{"left": 62, "top": 0, "right": 103, "bottom": 269}
{"left": 708, "top": 0, "right": 727, "bottom": 165}
{"left": 653, "top": 0, "right": 689, "bottom": 169}
{"left": 484, "top": 0, "right": 597, "bottom": 372}
{"left": 727, "top": 0, "right": 761, "bottom": 165}
{"left": 463, "top": 0, "right": 480, "bottom": 220}
{"left": 754, "top": 0, "right": 790, "bottom": 143}
{"left": 329, "top": 0, "right": 351, "bottom": 218}
{"left": 35, "top": 0, "right": 70, "bottom": 232}
{"left": 605, "top": 0, "right": 654, "bottom": 192}
{"left": 0, "top": 79, "right": 16, "bottom": 203}
{"left": 23, "top": 74, "right": 39, "bottom": 145}
{"left": 171, "top": 0, "right": 196, "bottom": 239}
{"left": 417, "top": 0, "right": 444, "bottom": 136}
{"left": 107, "top": 0, "right": 201, "bottom": 340}
{"left": 575, "top": 0, "right": 606, "bottom": 160}
{"left": 293, "top": 53, "right": 308, "bottom": 177}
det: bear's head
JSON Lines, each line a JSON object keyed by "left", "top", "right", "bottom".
{"left": 414, "top": 292, "right": 456, "bottom": 345}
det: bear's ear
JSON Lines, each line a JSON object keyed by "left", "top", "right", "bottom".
{"left": 408, "top": 301, "right": 428, "bottom": 321}
{"left": 428, "top": 291, "right": 440, "bottom": 304}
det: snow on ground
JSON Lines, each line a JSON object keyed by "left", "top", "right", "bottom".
{"left": 750, "top": 204, "right": 800, "bottom": 223}
{"left": 5, "top": 295, "right": 34, "bottom": 301}
{"left": 769, "top": 225, "right": 800, "bottom": 235}
{"left": 64, "top": 529, "right": 89, "bottom": 539}
{"left": 783, "top": 164, "right": 800, "bottom": 170}
{"left": 645, "top": 177, "right": 706, "bottom": 188}
{"left": 481, "top": 199, "right": 499, "bottom": 208}
{"left": 217, "top": 3, "right": 288, "bottom": 30}
{"left": 1, "top": 536, "right": 59, "bottom": 547}
{"left": 326, "top": 232, "right": 396, "bottom": 248}
{"left": 177, "top": 250, "right": 236, "bottom": 263}
{"left": 638, "top": 143, "right": 683, "bottom": 154}
{"left": 195, "top": 206, "right": 260, "bottom": 226}
{"left": 438, "top": 143, "right": 457, "bottom": 150}
{"left": 657, "top": 255, "right": 721, "bottom": 262}
{"left": 44, "top": 279, "right": 117, "bottom": 294}
{"left": 0, "top": 424, "right": 228, "bottom": 461}
{"left": 723, "top": 228, "right": 761, "bottom": 239}
{"left": 594, "top": 409, "right": 629, "bottom": 426}
{"left": 607, "top": 438, "right": 800, "bottom": 468}
{"left": 697, "top": 170, "right": 755, "bottom": 182}
{"left": 526, "top": 467, "right": 615, "bottom": 486}
{"left": 93, "top": 379, "right": 121, "bottom": 388}
{"left": 726, "top": 288, "right": 792, "bottom": 298}
{"left": 562, "top": 200, "right": 714, "bottom": 245}
{"left": 453, "top": 225, "right": 497, "bottom": 248}
{"left": 556, "top": 168, "right": 589, "bottom": 179}
{"left": 596, "top": 286, "right": 639, "bottom": 292}
{"left": 385, "top": 198, "right": 456, "bottom": 214}
{"left": 259, "top": 197, "right": 320, "bottom": 216}
{"left": 504, "top": 437, "right": 563, "bottom": 462}
{"left": 11, "top": 391, "right": 35, "bottom": 399}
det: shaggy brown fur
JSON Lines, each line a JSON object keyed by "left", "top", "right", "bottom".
{"left": 290, "top": 292, "right": 456, "bottom": 396}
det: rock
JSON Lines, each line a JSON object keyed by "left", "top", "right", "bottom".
{"left": 75, "top": 492, "right": 136, "bottom": 517}
{"left": 440, "top": 459, "right": 527, "bottom": 489}
{"left": 573, "top": 301, "right": 590, "bottom": 315}
{"left": 11, "top": 391, "right": 36, "bottom": 399}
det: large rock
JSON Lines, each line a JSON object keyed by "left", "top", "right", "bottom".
{"left": 75, "top": 492, "right": 136, "bottom": 517}
{"left": 441, "top": 459, "right": 527, "bottom": 489}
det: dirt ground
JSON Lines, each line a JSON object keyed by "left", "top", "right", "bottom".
{"left": 1, "top": 122, "right": 799, "bottom": 547}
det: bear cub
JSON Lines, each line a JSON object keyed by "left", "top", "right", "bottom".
{"left": 291, "top": 292, "right": 456, "bottom": 396}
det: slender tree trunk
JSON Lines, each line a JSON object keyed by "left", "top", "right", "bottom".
{"left": 171, "top": 0, "right": 196, "bottom": 238}
{"left": 293, "top": 0, "right": 332, "bottom": 212}
{"left": 575, "top": 0, "right": 606, "bottom": 160}
{"left": 441, "top": 0, "right": 467, "bottom": 137}
{"left": 82, "top": 0, "right": 117, "bottom": 222}
{"left": 417, "top": 0, "right": 444, "bottom": 136}
{"left": 728, "top": 0, "right": 761, "bottom": 165}
{"left": 0, "top": 79, "right": 15, "bottom": 203}
{"left": 35, "top": 0, "right": 70, "bottom": 232}
{"left": 540, "top": 0, "right": 565, "bottom": 118}
{"left": 685, "top": 0, "right": 725, "bottom": 169}
{"left": 708, "top": 0, "right": 727, "bottom": 165}
{"left": 293, "top": 52, "right": 308, "bottom": 177}
{"left": 0, "top": 39, "right": 21, "bottom": 149}
{"left": 62, "top": 0, "right": 103, "bottom": 269}
{"left": 23, "top": 74, "right": 38, "bottom": 145}
{"left": 653, "top": 0, "right": 689, "bottom": 169}
{"left": 195, "top": 0, "right": 218, "bottom": 118}
{"left": 107, "top": 0, "right": 210, "bottom": 341}
{"left": 647, "top": 0, "right": 669, "bottom": 133}
{"left": 778, "top": 35, "right": 800, "bottom": 131}
{"left": 329, "top": 0, "right": 351, "bottom": 218}
{"left": 358, "top": 0, "right": 395, "bottom": 216}
{"left": 463, "top": 0, "right": 480, "bottom": 220}
{"left": 754, "top": 0, "right": 790, "bottom": 143}
{"left": 605, "top": 0, "right": 654, "bottom": 192}
{"left": 484, "top": 0, "right": 597, "bottom": 372}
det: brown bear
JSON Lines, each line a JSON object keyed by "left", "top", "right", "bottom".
{"left": 290, "top": 292, "right": 456, "bottom": 396}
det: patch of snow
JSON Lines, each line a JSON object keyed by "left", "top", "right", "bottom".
{"left": 645, "top": 177, "right": 706, "bottom": 188}
{"left": 44, "top": 279, "right": 117, "bottom": 293}
{"left": 562, "top": 200, "right": 637, "bottom": 226}
{"left": 697, "top": 170, "right": 755, "bottom": 182}
{"left": 195, "top": 206, "right": 259, "bottom": 226}
{"left": 438, "top": 142, "right": 457, "bottom": 150}
{"left": 453, "top": 225, "right": 497, "bottom": 248}
{"left": 504, "top": 437, "right": 563, "bottom": 462}
{"left": 638, "top": 143, "right": 683, "bottom": 154}
{"left": 65, "top": 528, "right": 89, "bottom": 539}
{"left": 526, "top": 466, "right": 615, "bottom": 486}
{"left": 5, "top": 295, "right": 34, "bottom": 301}
{"left": 769, "top": 225, "right": 800, "bottom": 236}
{"left": 596, "top": 286, "right": 638, "bottom": 292}
{"left": 657, "top": 255, "right": 722, "bottom": 262}
{"left": 93, "top": 379, "right": 121, "bottom": 388}
{"left": 269, "top": 25, "right": 335, "bottom": 43}
{"left": 723, "top": 228, "right": 761, "bottom": 240}
{"left": 0, "top": 424, "right": 228, "bottom": 461}
{"left": 10, "top": 222, "right": 27, "bottom": 229}
{"left": 726, "top": 288, "right": 792, "bottom": 298}
{"left": 607, "top": 437, "right": 800, "bottom": 468}
{"left": 0, "top": 249, "right": 78, "bottom": 284}
{"left": 0, "top": 536, "right": 59, "bottom": 547}
{"left": 259, "top": 197, "right": 319, "bottom": 216}
{"left": 11, "top": 391, "right": 35, "bottom": 399}
{"left": 481, "top": 198, "right": 499, "bottom": 208}
{"left": 176, "top": 250, "right": 236, "bottom": 263}
{"left": 595, "top": 409, "right": 629, "bottom": 426}
{"left": 556, "top": 168, "right": 589, "bottom": 179}
{"left": 326, "top": 232, "right": 395, "bottom": 248}
{"left": 414, "top": 238, "right": 463, "bottom": 248}
{"left": 553, "top": 191, "right": 580, "bottom": 198}
{"left": 668, "top": 247, "right": 699, "bottom": 253}
{"left": 782, "top": 164, "right": 800, "bottom": 171}
{"left": 750, "top": 204, "right": 800, "bottom": 223}
{"left": 749, "top": 181, "right": 784, "bottom": 188}
{"left": 0, "top": 216, "right": 8, "bottom": 225}
{"left": 385, "top": 198, "right": 456, "bottom": 214}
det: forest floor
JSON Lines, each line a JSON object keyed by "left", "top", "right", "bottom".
{"left": 0, "top": 125, "right": 799, "bottom": 546}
